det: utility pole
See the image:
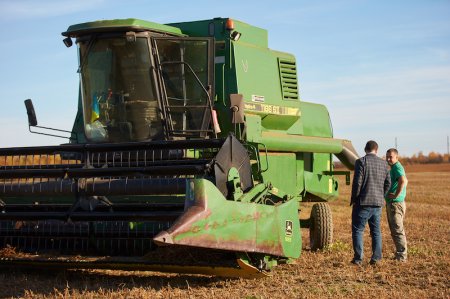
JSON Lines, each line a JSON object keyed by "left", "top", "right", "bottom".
{"left": 447, "top": 135, "right": 449, "bottom": 163}
{"left": 395, "top": 137, "right": 398, "bottom": 149}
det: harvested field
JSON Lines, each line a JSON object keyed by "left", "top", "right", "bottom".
{"left": 403, "top": 163, "right": 450, "bottom": 173}
{"left": 0, "top": 164, "right": 449, "bottom": 298}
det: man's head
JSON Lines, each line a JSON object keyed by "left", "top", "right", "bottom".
{"left": 364, "top": 140, "right": 378, "bottom": 154}
{"left": 386, "top": 148, "right": 399, "bottom": 166}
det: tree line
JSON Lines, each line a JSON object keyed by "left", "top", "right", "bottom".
{"left": 334, "top": 151, "right": 449, "bottom": 168}
{"left": 399, "top": 152, "right": 450, "bottom": 165}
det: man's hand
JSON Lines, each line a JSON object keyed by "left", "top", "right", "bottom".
{"left": 387, "top": 193, "right": 397, "bottom": 200}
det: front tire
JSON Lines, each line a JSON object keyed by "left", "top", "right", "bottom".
{"left": 309, "top": 203, "right": 333, "bottom": 250}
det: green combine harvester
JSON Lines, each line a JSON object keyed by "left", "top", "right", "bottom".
{"left": 0, "top": 18, "right": 358, "bottom": 278}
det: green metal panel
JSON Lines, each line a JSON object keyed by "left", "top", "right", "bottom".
{"left": 299, "top": 101, "right": 333, "bottom": 137}
{"left": 295, "top": 153, "right": 306, "bottom": 193}
{"left": 261, "top": 114, "right": 301, "bottom": 132}
{"left": 245, "top": 114, "right": 262, "bottom": 140}
{"left": 231, "top": 19, "right": 268, "bottom": 48}
{"left": 286, "top": 117, "right": 304, "bottom": 135}
{"left": 167, "top": 19, "right": 218, "bottom": 38}
{"left": 233, "top": 43, "right": 298, "bottom": 106}
{"left": 168, "top": 18, "right": 268, "bottom": 48}
{"left": 233, "top": 42, "right": 279, "bottom": 103}
{"left": 302, "top": 152, "right": 339, "bottom": 201}
{"left": 259, "top": 153, "right": 298, "bottom": 197}
{"left": 231, "top": 42, "right": 304, "bottom": 136}
{"left": 303, "top": 171, "right": 338, "bottom": 201}
{"left": 313, "top": 153, "right": 332, "bottom": 174}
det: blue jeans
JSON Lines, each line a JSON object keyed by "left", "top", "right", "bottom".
{"left": 352, "top": 205, "right": 382, "bottom": 263}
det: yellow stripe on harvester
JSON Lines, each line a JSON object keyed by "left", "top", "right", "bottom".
{"left": 244, "top": 103, "right": 300, "bottom": 116}
{"left": 329, "top": 178, "right": 333, "bottom": 193}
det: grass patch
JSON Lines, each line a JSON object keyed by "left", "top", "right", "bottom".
{"left": 324, "top": 240, "right": 351, "bottom": 253}
{"left": 408, "top": 245, "right": 429, "bottom": 257}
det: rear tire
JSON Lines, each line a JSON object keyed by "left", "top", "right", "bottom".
{"left": 309, "top": 203, "right": 333, "bottom": 250}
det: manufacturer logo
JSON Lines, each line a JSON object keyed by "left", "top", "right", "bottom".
{"left": 251, "top": 95, "right": 265, "bottom": 103}
{"left": 285, "top": 220, "right": 293, "bottom": 236}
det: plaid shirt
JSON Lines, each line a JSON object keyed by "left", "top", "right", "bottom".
{"left": 351, "top": 153, "right": 391, "bottom": 207}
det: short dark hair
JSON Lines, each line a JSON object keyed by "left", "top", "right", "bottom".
{"left": 364, "top": 140, "right": 378, "bottom": 152}
{"left": 386, "top": 148, "right": 398, "bottom": 155}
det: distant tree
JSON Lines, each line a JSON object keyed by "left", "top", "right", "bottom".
{"left": 428, "top": 152, "right": 444, "bottom": 163}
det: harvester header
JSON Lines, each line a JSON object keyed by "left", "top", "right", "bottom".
{"left": 0, "top": 17, "right": 358, "bottom": 277}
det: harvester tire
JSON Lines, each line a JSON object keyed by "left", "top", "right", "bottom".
{"left": 309, "top": 203, "right": 333, "bottom": 250}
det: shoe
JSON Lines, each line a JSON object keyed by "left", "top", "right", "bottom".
{"left": 369, "top": 259, "right": 379, "bottom": 265}
{"left": 395, "top": 257, "right": 407, "bottom": 262}
{"left": 351, "top": 259, "right": 362, "bottom": 266}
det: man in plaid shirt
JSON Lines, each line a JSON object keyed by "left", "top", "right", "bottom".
{"left": 351, "top": 140, "right": 391, "bottom": 265}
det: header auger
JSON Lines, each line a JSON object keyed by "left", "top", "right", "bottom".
{"left": 0, "top": 18, "right": 358, "bottom": 277}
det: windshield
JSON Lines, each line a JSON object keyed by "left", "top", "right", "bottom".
{"left": 78, "top": 36, "right": 162, "bottom": 142}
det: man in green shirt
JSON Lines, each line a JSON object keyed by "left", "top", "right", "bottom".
{"left": 385, "top": 148, "right": 408, "bottom": 261}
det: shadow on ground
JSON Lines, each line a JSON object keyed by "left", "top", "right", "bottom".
{"left": 0, "top": 267, "right": 230, "bottom": 298}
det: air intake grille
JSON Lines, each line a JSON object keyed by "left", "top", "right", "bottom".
{"left": 278, "top": 59, "right": 299, "bottom": 100}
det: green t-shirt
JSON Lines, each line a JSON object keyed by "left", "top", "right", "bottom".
{"left": 386, "top": 162, "right": 407, "bottom": 202}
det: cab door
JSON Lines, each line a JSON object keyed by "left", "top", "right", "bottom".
{"left": 153, "top": 37, "right": 214, "bottom": 138}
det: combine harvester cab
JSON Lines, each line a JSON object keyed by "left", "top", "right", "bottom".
{"left": 0, "top": 18, "right": 358, "bottom": 278}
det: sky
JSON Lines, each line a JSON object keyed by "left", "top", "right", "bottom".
{"left": 0, "top": 0, "right": 449, "bottom": 157}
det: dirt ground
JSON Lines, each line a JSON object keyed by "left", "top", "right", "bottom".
{"left": 0, "top": 164, "right": 449, "bottom": 298}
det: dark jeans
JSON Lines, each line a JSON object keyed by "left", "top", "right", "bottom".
{"left": 352, "top": 205, "right": 382, "bottom": 263}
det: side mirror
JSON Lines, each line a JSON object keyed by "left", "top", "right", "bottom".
{"left": 63, "top": 37, "right": 73, "bottom": 48}
{"left": 24, "top": 98, "right": 75, "bottom": 140}
{"left": 24, "top": 99, "right": 38, "bottom": 126}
